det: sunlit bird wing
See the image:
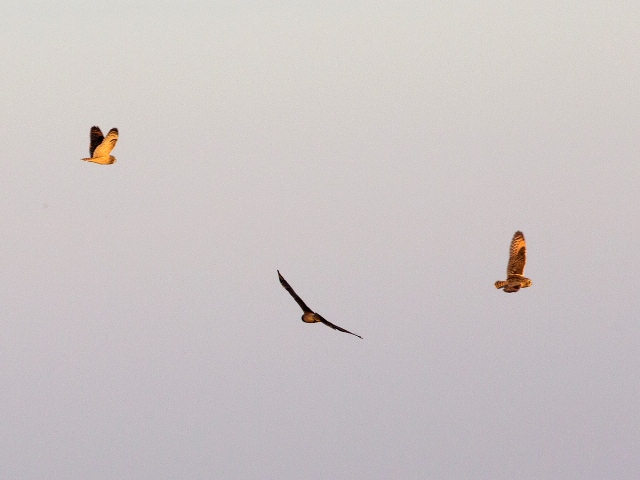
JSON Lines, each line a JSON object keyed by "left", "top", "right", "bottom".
{"left": 277, "top": 270, "right": 312, "bottom": 313}
{"left": 93, "top": 128, "right": 118, "bottom": 157}
{"left": 507, "top": 231, "right": 527, "bottom": 276}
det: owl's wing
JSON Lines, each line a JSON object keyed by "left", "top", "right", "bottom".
{"left": 93, "top": 128, "right": 118, "bottom": 157}
{"left": 89, "top": 126, "right": 104, "bottom": 157}
{"left": 507, "top": 231, "right": 527, "bottom": 275}
{"left": 316, "top": 314, "right": 363, "bottom": 339}
{"left": 278, "top": 270, "right": 313, "bottom": 313}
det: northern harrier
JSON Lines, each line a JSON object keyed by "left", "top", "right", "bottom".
{"left": 277, "top": 270, "right": 362, "bottom": 339}
{"left": 82, "top": 126, "right": 118, "bottom": 164}
{"left": 495, "top": 231, "right": 532, "bottom": 293}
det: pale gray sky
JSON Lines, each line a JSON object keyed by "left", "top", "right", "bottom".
{"left": 1, "top": 1, "right": 639, "bottom": 479}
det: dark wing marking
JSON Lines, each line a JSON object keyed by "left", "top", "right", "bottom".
{"left": 316, "top": 314, "right": 363, "bottom": 339}
{"left": 507, "top": 231, "right": 527, "bottom": 275}
{"left": 89, "top": 126, "right": 104, "bottom": 157}
{"left": 277, "top": 270, "right": 312, "bottom": 313}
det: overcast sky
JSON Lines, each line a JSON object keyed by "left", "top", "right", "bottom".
{"left": 1, "top": 1, "right": 639, "bottom": 479}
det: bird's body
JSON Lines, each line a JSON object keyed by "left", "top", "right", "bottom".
{"left": 82, "top": 126, "right": 118, "bottom": 164}
{"left": 495, "top": 275, "right": 532, "bottom": 293}
{"left": 277, "top": 270, "right": 362, "bottom": 339}
{"left": 495, "top": 231, "right": 532, "bottom": 293}
{"left": 301, "top": 311, "right": 318, "bottom": 323}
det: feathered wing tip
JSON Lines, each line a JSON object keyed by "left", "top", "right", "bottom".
{"left": 505, "top": 230, "right": 527, "bottom": 276}
{"left": 495, "top": 280, "right": 507, "bottom": 289}
{"left": 316, "top": 314, "right": 363, "bottom": 339}
{"left": 509, "top": 231, "right": 526, "bottom": 259}
{"left": 277, "top": 270, "right": 313, "bottom": 313}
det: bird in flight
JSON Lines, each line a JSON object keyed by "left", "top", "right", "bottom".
{"left": 495, "top": 231, "right": 532, "bottom": 293}
{"left": 277, "top": 270, "right": 362, "bottom": 339}
{"left": 82, "top": 126, "right": 118, "bottom": 164}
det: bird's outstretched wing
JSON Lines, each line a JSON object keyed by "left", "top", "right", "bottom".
{"left": 316, "top": 313, "right": 363, "bottom": 339}
{"left": 89, "top": 126, "right": 104, "bottom": 157}
{"left": 507, "top": 231, "right": 527, "bottom": 276}
{"left": 93, "top": 128, "right": 118, "bottom": 157}
{"left": 277, "top": 270, "right": 312, "bottom": 313}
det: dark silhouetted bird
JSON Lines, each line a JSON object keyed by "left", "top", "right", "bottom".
{"left": 277, "top": 270, "right": 362, "bottom": 339}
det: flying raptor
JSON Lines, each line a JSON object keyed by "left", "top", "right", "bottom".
{"left": 82, "top": 126, "right": 118, "bottom": 164}
{"left": 277, "top": 270, "right": 362, "bottom": 339}
{"left": 495, "top": 231, "right": 532, "bottom": 293}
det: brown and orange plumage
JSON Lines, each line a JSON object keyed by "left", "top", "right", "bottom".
{"left": 495, "top": 231, "right": 532, "bottom": 293}
{"left": 82, "top": 126, "right": 118, "bottom": 164}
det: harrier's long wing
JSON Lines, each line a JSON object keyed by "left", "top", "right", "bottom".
{"left": 89, "top": 126, "right": 104, "bottom": 157}
{"left": 507, "top": 231, "right": 527, "bottom": 275}
{"left": 316, "top": 314, "right": 363, "bottom": 339}
{"left": 277, "top": 270, "right": 313, "bottom": 313}
{"left": 93, "top": 128, "right": 118, "bottom": 157}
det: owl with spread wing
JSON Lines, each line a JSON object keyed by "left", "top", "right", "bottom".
{"left": 495, "top": 231, "right": 532, "bottom": 293}
{"left": 82, "top": 126, "right": 118, "bottom": 164}
{"left": 277, "top": 270, "right": 362, "bottom": 339}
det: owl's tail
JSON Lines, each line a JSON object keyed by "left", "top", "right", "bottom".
{"left": 82, "top": 156, "right": 116, "bottom": 165}
{"left": 494, "top": 280, "right": 507, "bottom": 289}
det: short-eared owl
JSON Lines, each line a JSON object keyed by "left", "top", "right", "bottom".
{"left": 277, "top": 270, "right": 362, "bottom": 339}
{"left": 82, "top": 126, "right": 118, "bottom": 164}
{"left": 495, "top": 231, "right": 532, "bottom": 293}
